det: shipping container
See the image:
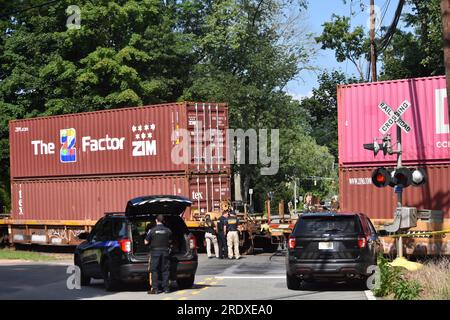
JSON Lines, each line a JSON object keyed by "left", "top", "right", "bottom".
{"left": 9, "top": 102, "right": 229, "bottom": 178}
{"left": 339, "top": 165, "right": 450, "bottom": 256}
{"left": 5, "top": 174, "right": 230, "bottom": 245}
{"left": 338, "top": 75, "right": 450, "bottom": 167}
{"left": 10, "top": 174, "right": 231, "bottom": 222}
{"left": 339, "top": 165, "right": 450, "bottom": 219}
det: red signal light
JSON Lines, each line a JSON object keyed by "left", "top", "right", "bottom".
{"left": 371, "top": 167, "right": 391, "bottom": 188}
{"left": 376, "top": 174, "right": 386, "bottom": 184}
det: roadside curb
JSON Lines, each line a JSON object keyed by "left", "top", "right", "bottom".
{"left": 0, "top": 259, "right": 72, "bottom": 265}
{"left": 364, "top": 290, "right": 377, "bottom": 300}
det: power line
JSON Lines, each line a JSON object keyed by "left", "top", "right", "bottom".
{"left": 377, "top": 0, "right": 406, "bottom": 53}
{"left": 379, "top": 0, "right": 392, "bottom": 31}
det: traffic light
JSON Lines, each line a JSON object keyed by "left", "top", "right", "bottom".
{"left": 411, "top": 168, "right": 427, "bottom": 187}
{"left": 371, "top": 167, "right": 391, "bottom": 187}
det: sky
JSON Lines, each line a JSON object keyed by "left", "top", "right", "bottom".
{"left": 286, "top": 0, "right": 411, "bottom": 100}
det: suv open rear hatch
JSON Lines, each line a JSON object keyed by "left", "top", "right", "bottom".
{"left": 125, "top": 195, "right": 192, "bottom": 217}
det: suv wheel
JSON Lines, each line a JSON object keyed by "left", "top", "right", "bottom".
{"left": 75, "top": 256, "right": 91, "bottom": 286}
{"left": 177, "top": 275, "right": 195, "bottom": 289}
{"left": 286, "top": 273, "right": 302, "bottom": 290}
{"left": 102, "top": 262, "right": 120, "bottom": 291}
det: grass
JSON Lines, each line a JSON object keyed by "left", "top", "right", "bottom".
{"left": 406, "top": 258, "right": 450, "bottom": 300}
{"left": 0, "top": 248, "right": 61, "bottom": 261}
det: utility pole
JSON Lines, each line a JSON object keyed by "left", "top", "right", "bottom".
{"left": 395, "top": 125, "right": 403, "bottom": 258}
{"left": 293, "top": 179, "right": 297, "bottom": 215}
{"left": 370, "top": 0, "right": 378, "bottom": 81}
{"left": 441, "top": 0, "right": 450, "bottom": 119}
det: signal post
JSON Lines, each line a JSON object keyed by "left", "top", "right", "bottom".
{"left": 364, "top": 100, "right": 426, "bottom": 258}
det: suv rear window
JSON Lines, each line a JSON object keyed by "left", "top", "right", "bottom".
{"left": 292, "top": 215, "right": 362, "bottom": 236}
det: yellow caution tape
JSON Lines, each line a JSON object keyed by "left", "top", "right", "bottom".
{"left": 386, "top": 229, "right": 450, "bottom": 238}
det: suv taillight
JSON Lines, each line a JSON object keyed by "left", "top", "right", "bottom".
{"left": 358, "top": 236, "right": 367, "bottom": 249}
{"left": 119, "top": 239, "right": 131, "bottom": 253}
{"left": 288, "top": 237, "right": 296, "bottom": 249}
{"left": 189, "top": 235, "right": 196, "bottom": 250}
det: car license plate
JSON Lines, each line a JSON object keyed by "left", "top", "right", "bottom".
{"left": 319, "top": 242, "right": 333, "bottom": 250}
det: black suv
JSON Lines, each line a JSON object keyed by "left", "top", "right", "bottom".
{"left": 74, "top": 195, "right": 198, "bottom": 291}
{"left": 286, "top": 212, "right": 381, "bottom": 289}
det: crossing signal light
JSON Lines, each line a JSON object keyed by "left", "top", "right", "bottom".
{"left": 363, "top": 141, "right": 381, "bottom": 156}
{"left": 392, "top": 167, "right": 413, "bottom": 188}
{"left": 411, "top": 168, "right": 427, "bottom": 187}
{"left": 371, "top": 167, "right": 427, "bottom": 188}
{"left": 363, "top": 135, "right": 393, "bottom": 157}
{"left": 371, "top": 167, "right": 391, "bottom": 188}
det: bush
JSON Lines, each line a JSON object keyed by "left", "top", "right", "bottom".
{"left": 373, "top": 255, "right": 422, "bottom": 300}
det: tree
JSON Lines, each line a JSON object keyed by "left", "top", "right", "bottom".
{"left": 316, "top": 15, "right": 370, "bottom": 81}
{"left": 300, "top": 70, "right": 357, "bottom": 160}
{"left": 380, "top": 0, "right": 444, "bottom": 79}
{"left": 180, "top": 0, "right": 337, "bottom": 206}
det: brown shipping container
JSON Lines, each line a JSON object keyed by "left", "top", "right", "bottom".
{"left": 10, "top": 174, "right": 231, "bottom": 222}
{"left": 339, "top": 165, "right": 450, "bottom": 219}
{"left": 9, "top": 102, "right": 229, "bottom": 178}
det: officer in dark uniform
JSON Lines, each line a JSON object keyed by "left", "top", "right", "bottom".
{"left": 217, "top": 211, "right": 229, "bottom": 259}
{"left": 144, "top": 214, "right": 172, "bottom": 294}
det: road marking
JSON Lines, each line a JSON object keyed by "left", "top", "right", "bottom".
{"left": 197, "top": 281, "right": 205, "bottom": 285}
{"left": 191, "top": 291, "right": 201, "bottom": 295}
{"left": 205, "top": 277, "right": 213, "bottom": 281}
{"left": 215, "top": 275, "right": 285, "bottom": 279}
{"left": 364, "top": 290, "right": 376, "bottom": 301}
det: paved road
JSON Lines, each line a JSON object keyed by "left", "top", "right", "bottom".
{"left": 0, "top": 254, "right": 371, "bottom": 300}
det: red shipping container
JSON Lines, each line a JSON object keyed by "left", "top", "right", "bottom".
{"left": 9, "top": 102, "right": 229, "bottom": 178}
{"left": 10, "top": 174, "right": 231, "bottom": 222}
{"left": 339, "top": 165, "right": 450, "bottom": 219}
{"left": 338, "top": 76, "right": 450, "bottom": 167}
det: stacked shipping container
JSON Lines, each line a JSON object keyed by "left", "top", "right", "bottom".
{"left": 337, "top": 76, "right": 450, "bottom": 255}
{"left": 6, "top": 102, "right": 231, "bottom": 245}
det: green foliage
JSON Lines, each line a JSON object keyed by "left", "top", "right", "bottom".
{"left": 300, "top": 70, "right": 357, "bottom": 160}
{"left": 374, "top": 256, "right": 422, "bottom": 300}
{"left": 393, "top": 278, "right": 422, "bottom": 300}
{"left": 380, "top": 0, "right": 444, "bottom": 80}
{"left": 316, "top": 15, "right": 369, "bottom": 80}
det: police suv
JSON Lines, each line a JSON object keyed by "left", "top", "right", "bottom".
{"left": 74, "top": 195, "right": 198, "bottom": 291}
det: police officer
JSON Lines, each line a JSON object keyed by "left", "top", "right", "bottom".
{"left": 217, "top": 211, "right": 228, "bottom": 259}
{"left": 144, "top": 214, "right": 172, "bottom": 294}
{"left": 227, "top": 212, "right": 240, "bottom": 259}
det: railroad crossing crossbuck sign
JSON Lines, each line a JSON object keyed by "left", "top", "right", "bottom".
{"left": 379, "top": 101, "right": 411, "bottom": 134}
